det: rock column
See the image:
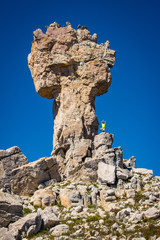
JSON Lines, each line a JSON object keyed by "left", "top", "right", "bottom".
{"left": 28, "top": 22, "right": 115, "bottom": 175}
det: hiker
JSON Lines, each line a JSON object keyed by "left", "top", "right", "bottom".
{"left": 100, "top": 120, "right": 106, "bottom": 132}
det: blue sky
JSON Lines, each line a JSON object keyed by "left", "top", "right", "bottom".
{"left": 0, "top": 0, "right": 160, "bottom": 176}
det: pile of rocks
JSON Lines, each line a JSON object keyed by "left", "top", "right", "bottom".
{"left": 0, "top": 146, "right": 61, "bottom": 195}
{"left": 1, "top": 166, "right": 160, "bottom": 239}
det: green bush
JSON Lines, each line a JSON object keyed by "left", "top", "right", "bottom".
{"left": 23, "top": 208, "right": 32, "bottom": 216}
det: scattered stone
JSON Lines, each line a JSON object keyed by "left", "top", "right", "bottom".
{"left": 144, "top": 207, "right": 160, "bottom": 219}
{"left": 51, "top": 224, "right": 69, "bottom": 236}
{"left": 116, "top": 208, "right": 131, "bottom": 219}
{"left": 125, "top": 189, "right": 136, "bottom": 198}
{"left": 72, "top": 229, "right": 84, "bottom": 236}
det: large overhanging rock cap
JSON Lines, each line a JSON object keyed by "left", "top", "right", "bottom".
{"left": 28, "top": 21, "right": 116, "bottom": 99}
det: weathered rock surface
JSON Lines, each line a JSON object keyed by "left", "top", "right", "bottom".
{"left": 10, "top": 157, "right": 61, "bottom": 195}
{"left": 8, "top": 212, "right": 42, "bottom": 238}
{"left": 0, "top": 190, "right": 23, "bottom": 227}
{"left": 37, "top": 207, "right": 59, "bottom": 229}
{"left": 32, "top": 189, "right": 56, "bottom": 208}
{"left": 59, "top": 185, "right": 83, "bottom": 208}
{"left": 0, "top": 146, "right": 28, "bottom": 190}
{"left": 98, "top": 162, "right": 116, "bottom": 184}
{"left": 50, "top": 224, "right": 69, "bottom": 236}
{"left": 144, "top": 207, "right": 160, "bottom": 219}
{"left": 132, "top": 168, "right": 153, "bottom": 176}
{"left": 28, "top": 22, "right": 115, "bottom": 177}
{"left": 94, "top": 132, "right": 114, "bottom": 158}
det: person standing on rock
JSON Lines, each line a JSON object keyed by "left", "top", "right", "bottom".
{"left": 100, "top": 120, "right": 106, "bottom": 132}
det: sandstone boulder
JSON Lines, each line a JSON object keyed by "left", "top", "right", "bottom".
{"left": 59, "top": 185, "right": 83, "bottom": 208}
{"left": 8, "top": 212, "right": 42, "bottom": 238}
{"left": 125, "top": 189, "right": 136, "bottom": 198}
{"left": 10, "top": 157, "right": 61, "bottom": 195}
{"left": 143, "top": 207, "right": 160, "bottom": 219}
{"left": 100, "top": 188, "right": 116, "bottom": 204}
{"left": 0, "top": 190, "right": 23, "bottom": 227}
{"left": 98, "top": 162, "right": 116, "bottom": 185}
{"left": 116, "top": 208, "right": 131, "bottom": 219}
{"left": 132, "top": 168, "right": 153, "bottom": 175}
{"left": 94, "top": 132, "right": 114, "bottom": 158}
{"left": 66, "top": 158, "right": 100, "bottom": 183}
{"left": 32, "top": 189, "right": 57, "bottom": 208}
{"left": 37, "top": 207, "right": 59, "bottom": 229}
{"left": 51, "top": 224, "right": 69, "bottom": 237}
{"left": 129, "top": 156, "right": 136, "bottom": 168}
{"left": 0, "top": 228, "right": 8, "bottom": 238}
{"left": 116, "top": 167, "right": 131, "bottom": 180}
{"left": 0, "top": 146, "right": 28, "bottom": 190}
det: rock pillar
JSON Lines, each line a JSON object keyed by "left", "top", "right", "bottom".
{"left": 28, "top": 22, "right": 115, "bottom": 176}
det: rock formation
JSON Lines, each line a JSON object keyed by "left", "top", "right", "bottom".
{"left": 0, "top": 146, "right": 28, "bottom": 191}
{"left": 1, "top": 22, "right": 160, "bottom": 240}
{"left": 28, "top": 22, "right": 115, "bottom": 177}
{"left": 11, "top": 156, "right": 61, "bottom": 195}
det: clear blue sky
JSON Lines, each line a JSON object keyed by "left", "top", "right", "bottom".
{"left": 0, "top": 0, "right": 160, "bottom": 176}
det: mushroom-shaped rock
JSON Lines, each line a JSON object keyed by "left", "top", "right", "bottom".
{"left": 28, "top": 22, "right": 116, "bottom": 176}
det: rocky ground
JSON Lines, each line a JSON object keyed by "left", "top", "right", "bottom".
{"left": 1, "top": 167, "right": 160, "bottom": 240}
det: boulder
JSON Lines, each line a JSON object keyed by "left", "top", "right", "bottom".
{"left": 37, "top": 207, "right": 59, "bottom": 229}
{"left": 0, "top": 146, "right": 28, "bottom": 190}
{"left": 132, "top": 168, "right": 153, "bottom": 176}
{"left": 94, "top": 132, "right": 114, "bottom": 158}
{"left": 125, "top": 189, "right": 136, "bottom": 198}
{"left": 1, "top": 230, "right": 17, "bottom": 240}
{"left": 8, "top": 212, "right": 42, "bottom": 238}
{"left": 10, "top": 157, "right": 61, "bottom": 195}
{"left": 0, "top": 190, "right": 23, "bottom": 227}
{"left": 59, "top": 186, "right": 83, "bottom": 208}
{"left": 116, "top": 167, "right": 130, "bottom": 180}
{"left": 98, "top": 162, "right": 116, "bottom": 185}
{"left": 32, "top": 189, "right": 57, "bottom": 208}
{"left": 129, "top": 156, "right": 136, "bottom": 168}
{"left": 66, "top": 158, "right": 100, "bottom": 183}
{"left": 96, "top": 147, "right": 123, "bottom": 167}
{"left": 100, "top": 189, "right": 116, "bottom": 204}
{"left": 0, "top": 227, "right": 8, "bottom": 238}
{"left": 116, "top": 208, "right": 131, "bottom": 219}
{"left": 144, "top": 207, "right": 160, "bottom": 219}
{"left": 51, "top": 224, "right": 69, "bottom": 236}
